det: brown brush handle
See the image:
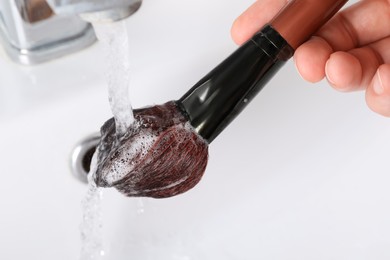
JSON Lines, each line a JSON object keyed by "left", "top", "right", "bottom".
{"left": 271, "top": 0, "right": 349, "bottom": 49}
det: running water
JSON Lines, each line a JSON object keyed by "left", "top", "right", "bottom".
{"left": 80, "top": 153, "right": 105, "bottom": 260}
{"left": 93, "top": 20, "right": 135, "bottom": 137}
{"left": 79, "top": 20, "right": 135, "bottom": 259}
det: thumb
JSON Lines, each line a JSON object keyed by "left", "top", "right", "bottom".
{"left": 231, "top": 0, "right": 288, "bottom": 45}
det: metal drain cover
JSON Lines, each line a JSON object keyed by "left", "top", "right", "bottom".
{"left": 70, "top": 133, "right": 100, "bottom": 183}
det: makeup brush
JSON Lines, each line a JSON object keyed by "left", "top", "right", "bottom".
{"left": 94, "top": 0, "right": 349, "bottom": 198}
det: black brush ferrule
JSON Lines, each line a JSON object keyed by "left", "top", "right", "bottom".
{"left": 178, "top": 25, "right": 294, "bottom": 143}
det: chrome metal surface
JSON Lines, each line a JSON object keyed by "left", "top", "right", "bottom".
{"left": 47, "top": 0, "right": 142, "bottom": 21}
{"left": 0, "top": 0, "right": 142, "bottom": 64}
{"left": 0, "top": 0, "right": 96, "bottom": 64}
{"left": 80, "top": 3, "right": 142, "bottom": 23}
{"left": 70, "top": 133, "right": 100, "bottom": 183}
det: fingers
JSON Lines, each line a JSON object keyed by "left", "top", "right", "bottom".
{"left": 296, "top": 36, "right": 390, "bottom": 88}
{"left": 294, "top": 37, "right": 333, "bottom": 83}
{"left": 296, "top": 0, "right": 390, "bottom": 117}
{"left": 293, "top": 37, "right": 362, "bottom": 87}
{"left": 325, "top": 44, "right": 383, "bottom": 92}
{"left": 296, "top": 37, "right": 390, "bottom": 117}
{"left": 294, "top": 41, "right": 364, "bottom": 89}
{"left": 324, "top": 51, "right": 364, "bottom": 91}
{"left": 231, "top": 0, "right": 288, "bottom": 45}
{"left": 316, "top": 0, "right": 390, "bottom": 51}
{"left": 366, "top": 64, "right": 390, "bottom": 117}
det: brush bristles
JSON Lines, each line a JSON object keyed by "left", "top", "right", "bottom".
{"left": 94, "top": 101, "right": 209, "bottom": 198}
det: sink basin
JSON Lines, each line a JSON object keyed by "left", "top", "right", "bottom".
{"left": 1, "top": 0, "right": 390, "bottom": 259}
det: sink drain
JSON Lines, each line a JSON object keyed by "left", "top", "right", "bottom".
{"left": 70, "top": 133, "right": 100, "bottom": 183}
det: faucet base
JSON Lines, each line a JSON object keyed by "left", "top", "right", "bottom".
{"left": 0, "top": 23, "right": 96, "bottom": 65}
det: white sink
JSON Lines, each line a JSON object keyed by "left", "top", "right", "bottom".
{"left": 1, "top": 0, "right": 390, "bottom": 259}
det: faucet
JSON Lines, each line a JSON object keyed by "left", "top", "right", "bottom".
{"left": 47, "top": 0, "right": 142, "bottom": 22}
{"left": 0, "top": 0, "right": 142, "bottom": 65}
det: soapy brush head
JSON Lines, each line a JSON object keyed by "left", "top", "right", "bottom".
{"left": 94, "top": 101, "right": 209, "bottom": 198}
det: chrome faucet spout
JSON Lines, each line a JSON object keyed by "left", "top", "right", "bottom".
{"left": 0, "top": 0, "right": 142, "bottom": 65}
{"left": 47, "top": 0, "right": 142, "bottom": 22}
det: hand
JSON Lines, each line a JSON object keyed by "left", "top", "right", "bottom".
{"left": 231, "top": 0, "right": 390, "bottom": 117}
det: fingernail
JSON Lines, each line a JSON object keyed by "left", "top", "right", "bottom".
{"left": 373, "top": 69, "right": 385, "bottom": 95}
{"left": 325, "top": 59, "right": 336, "bottom": 85}
{"left": 293, "top": 57, "right": 304, "bottom": 80}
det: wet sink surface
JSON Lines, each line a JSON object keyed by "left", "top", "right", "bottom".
{"left": 1, "top": 0, "right": 390, "bottom": 259}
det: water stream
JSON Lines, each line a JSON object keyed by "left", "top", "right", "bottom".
{"left": 79, "top": 153, "right": 105, "bottom": 260}
{"left": 93, "top": 20, "right": 135, "bottom": 137}
{"left": 79, "top": 20, "right": 136, "bottom": 259}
